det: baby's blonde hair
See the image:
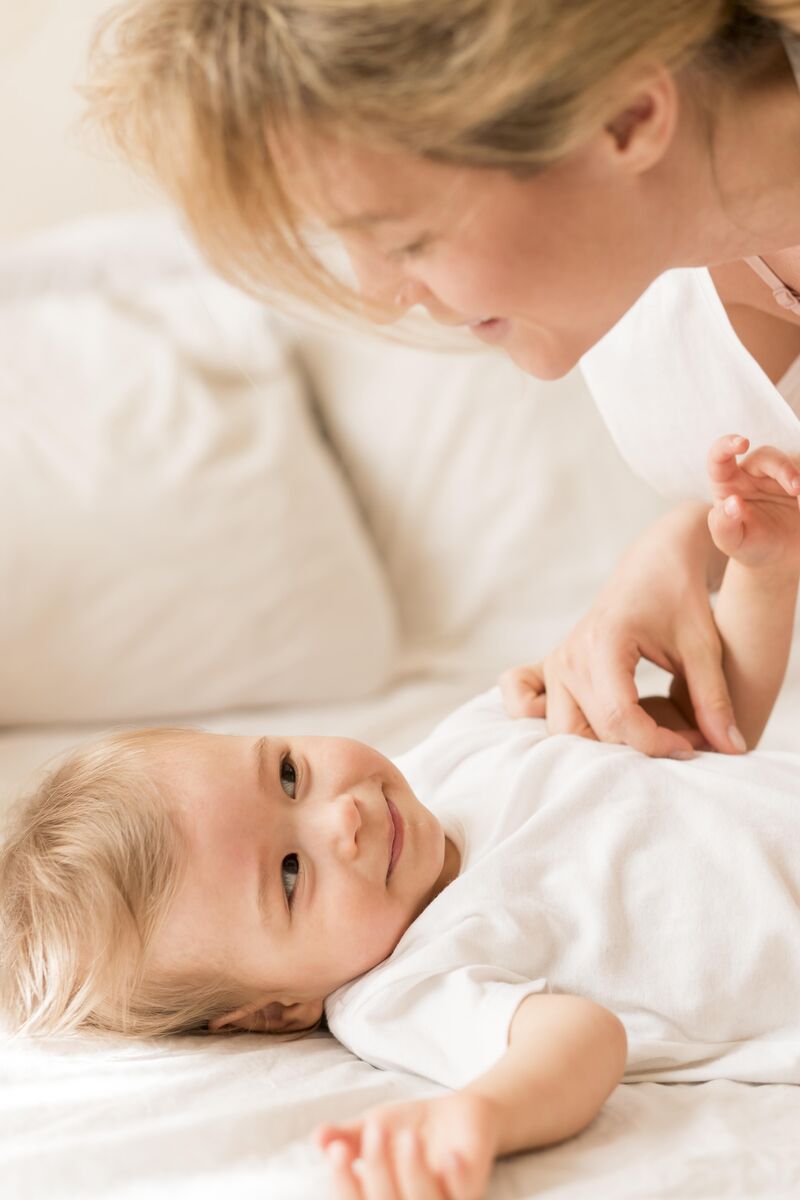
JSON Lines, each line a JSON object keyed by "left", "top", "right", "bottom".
{"left": 83, "top": 1, "right": 798, "bottom": 315}
{"left": 0, "top": 729, "right": 262, "bottom": 1039}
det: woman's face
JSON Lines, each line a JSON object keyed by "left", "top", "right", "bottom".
{"left": 297, "top": 131, "right": 674, "bottom": 379}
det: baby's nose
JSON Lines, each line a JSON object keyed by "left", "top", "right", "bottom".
{"left": 329, "top": 794, "right": 362, "bottom": 860}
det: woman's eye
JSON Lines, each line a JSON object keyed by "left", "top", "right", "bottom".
{"left": 279, "top": 756, "right": 297, "bottom": 798}
{"left": 391, "top": 237, "right": 431, "bottom": 261}
{"left": 281, "top": 853, "right": 301, "bottom": 906}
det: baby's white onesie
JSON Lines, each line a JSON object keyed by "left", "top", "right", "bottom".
{"left": 325, "top": 688, "right": 800, "bottom": 1089}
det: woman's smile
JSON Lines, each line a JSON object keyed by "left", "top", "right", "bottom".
{"left": 468, "top": 317, "right": 512, "bottom": 342}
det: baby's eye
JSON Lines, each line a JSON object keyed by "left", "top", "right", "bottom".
{"left": 281, "top": 853, "right": 300, "bottom": 906}
{"left": 280, "top": 756, "right": 297, "bottom": 798}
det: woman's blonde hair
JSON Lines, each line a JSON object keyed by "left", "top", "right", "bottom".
{"left": 0, "top": 729, "right": 275, "bottom": 1039}
{"left": 84, "top": 1, "right": 799, "bottom": 315}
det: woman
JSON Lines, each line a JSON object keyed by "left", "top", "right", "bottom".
{"left": 88, "top": 0, "right": 800, "bottom": 757}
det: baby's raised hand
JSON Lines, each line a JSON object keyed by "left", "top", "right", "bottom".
{"left": 314, "top": 1090, "right": 497, "bottom": 1200}
{"left": 706, "top": 434, "right": 800, "bottom": 570}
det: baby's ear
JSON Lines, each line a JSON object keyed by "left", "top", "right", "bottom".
{"left": 209, "top": 996, "right": 324, "bottom": 1034}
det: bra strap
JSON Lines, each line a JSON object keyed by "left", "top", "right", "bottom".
{"left": 744, "top": 255, "right": 800, "bottom": 315}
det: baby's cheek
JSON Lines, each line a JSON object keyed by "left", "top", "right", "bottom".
{"left": 342, "top": 897, "right": 408, "bottom": 975}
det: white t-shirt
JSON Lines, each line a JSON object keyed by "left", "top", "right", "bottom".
{"left": 325, "top": 689, "right": 800, "bottom": 1089}
{"left": 580, "top": 267, "right": 800, "bottom": 500}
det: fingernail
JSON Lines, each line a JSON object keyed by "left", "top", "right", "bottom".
{"left": 728, "top": 725, "right": 747, "bottom": 752}
{"left": 670, "top": 750, "right": 694, "bottom": 761}
{"left": 723, "top": 495, "right": 738, "bottom": 517}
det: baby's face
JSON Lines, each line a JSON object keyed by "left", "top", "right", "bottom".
{"left": 150, "top": 732, "right": 458, "bottom": 1009}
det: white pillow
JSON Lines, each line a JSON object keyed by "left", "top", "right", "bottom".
{"left": 278, "top": 319, "right": 667, "bottom": 674}
{"left": 0, "top": 214, "right": 396, "bottom": 724}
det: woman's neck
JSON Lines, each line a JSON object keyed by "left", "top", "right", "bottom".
{"left": 662, "top": 40, "right": 800, "bottom": 267}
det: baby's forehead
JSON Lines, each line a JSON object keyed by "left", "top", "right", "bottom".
{"left": 145, "top": 731, "right": 385, "bottom": 798}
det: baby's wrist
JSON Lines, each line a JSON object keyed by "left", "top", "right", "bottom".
{"left": 725, "top": 554, "right": 800, "bottom": 592}
{"left": 459, "top": 1086, "right": 505, "bottom": 1156}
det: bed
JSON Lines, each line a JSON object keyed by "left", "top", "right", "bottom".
{"left": 2, "top": 212, "right": 800, "bottom": 1199}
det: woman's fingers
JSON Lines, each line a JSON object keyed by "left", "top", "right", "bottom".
{"left": 508, "top": 653, "right": 697, "bottom": 756}
{"left": 543, "top": 676, "right": 598, "bottom": 740}
{"left": 498, "top": 664, "right": 546, "bottom": 718}
{"left": 580, "top": 646, "right": 694, "bottom": 758}
{"left": 682, "top": 644, "right": 746, "bottom": 754}
{"left": 594, "top": 694, "right": 694, "bottom": 758}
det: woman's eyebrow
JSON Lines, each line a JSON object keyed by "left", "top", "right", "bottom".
{"left": 330, "top": 209, "right": 407, "bottom": 231}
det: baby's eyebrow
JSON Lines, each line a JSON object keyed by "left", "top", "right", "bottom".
{"left": 254, "top": 737, "right": 276, "bottom": 927}
{"left": 255, "top": 735, "right": 270, "bottom": 797}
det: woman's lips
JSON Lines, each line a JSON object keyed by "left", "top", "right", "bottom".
{"left": 386, "top": 797, "right": 404, "bottom": 879}
{"left": 468, "top": 317, "right": 511, "bottom": 343}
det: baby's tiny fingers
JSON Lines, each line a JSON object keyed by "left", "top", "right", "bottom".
{"left": 327, "top": 1141, "right": 364, "bottom": 1200}
{"left": 443, "top": 1151, "right": 478, "bottom": 1200}
{"left": 743, "top": 445, "right": 800, "bottom": 494}
{"left": 352, "top": 1120, "right": 399, "bottom": 1199}
{"left": 393, "top": 1130, "right": 447, "bottom": 1200}
{"left": 707, "top": 433, "right": 749, "bottom": 482}
{"left": 708, "top": 498, "right": 746, "bottom": 557}
{"left": 316, "top": 1124, "right": 361, "bottom": 1154}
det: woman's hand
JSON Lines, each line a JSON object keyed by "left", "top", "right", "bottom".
{"left": 499, "top": 502, "right": 745, "bottom": 757}
{"left": 314, "top": 1090, "right": 498, "bottom": 1200}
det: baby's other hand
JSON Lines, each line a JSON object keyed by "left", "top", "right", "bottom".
{"left": 706, "top": 435, "right": 800, "bottom": 570}
{"left": 314, "top": 1090, "right": 497, "bottom": 1199}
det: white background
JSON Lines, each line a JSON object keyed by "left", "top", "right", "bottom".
{"left": 0, "top": 0, "right": 159, "bottom": 244}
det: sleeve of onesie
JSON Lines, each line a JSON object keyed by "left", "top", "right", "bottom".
{"left": 326, "top": 965, "right": 549, "bottom": 1091}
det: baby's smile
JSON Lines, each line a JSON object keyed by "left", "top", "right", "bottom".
{"left": 148, "top": 731, "right": 459, "bottom": 1019}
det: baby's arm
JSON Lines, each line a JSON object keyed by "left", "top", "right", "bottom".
{"left": 707, "top": 436, "right": 800, "bottom": 748}
{"left": 316, "top": 993, "right": 626, "bottom": 1197}
{"left": 464, "top": 991, "right": 626, "bottom": 1154}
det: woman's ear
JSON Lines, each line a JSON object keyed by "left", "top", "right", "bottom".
{"left": 603, "top": 66, "right": 678, "bottom": 174}
{"left": 209, "top": 996, "right": 324, "bottom": 1034}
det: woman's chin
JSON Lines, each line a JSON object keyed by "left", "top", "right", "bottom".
{"left": 505, "top": 333, "right": 580, "bottom": 381}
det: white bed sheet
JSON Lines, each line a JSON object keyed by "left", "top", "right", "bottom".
{"left": 3, "top": 669, "right": 800, "bottom": 1198}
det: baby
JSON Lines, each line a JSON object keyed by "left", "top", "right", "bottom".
{"left": 2, "top": 434, "right": 799, "bottom": 1200}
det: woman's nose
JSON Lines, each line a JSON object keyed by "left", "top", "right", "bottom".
{"left": 344, "top": 245, "right": 429, "bottom": 323}
{"left": 393, "top": 278, "right": 429, "bottom": 310}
